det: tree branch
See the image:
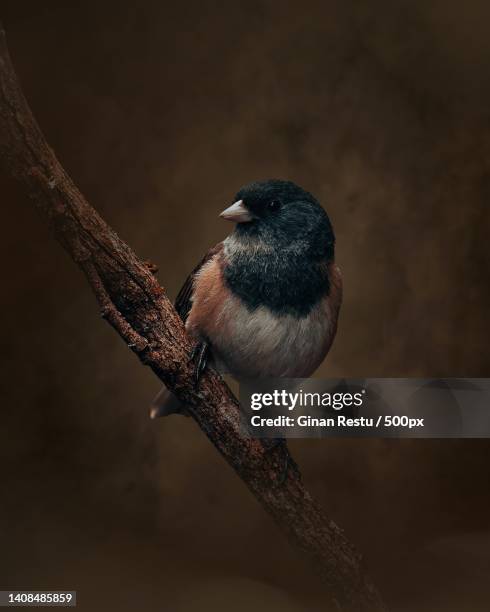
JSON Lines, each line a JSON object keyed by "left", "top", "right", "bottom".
{"left": 0, "top": 23, "right": 386, "bottom": 611}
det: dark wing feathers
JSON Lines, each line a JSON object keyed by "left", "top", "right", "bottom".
{"left": 174, "top": 242, "right": 224, "bottom": 322}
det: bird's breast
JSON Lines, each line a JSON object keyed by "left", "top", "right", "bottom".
{"left": 187, "top": 255, "right": 342, "bottom": 379}
{"left": 222, "top": 243, "right": 331, "bottom": 318}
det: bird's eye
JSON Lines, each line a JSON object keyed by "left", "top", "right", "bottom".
{"left": 267, "top": 199, "right": 281, "bottom": 212}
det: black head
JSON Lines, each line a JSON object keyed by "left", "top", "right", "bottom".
{"left": 221, "top": 179, "right": 335, "bottom": 260}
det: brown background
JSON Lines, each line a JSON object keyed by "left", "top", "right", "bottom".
{"left": 1, "top": 1, "right": 490, "bottom": 610}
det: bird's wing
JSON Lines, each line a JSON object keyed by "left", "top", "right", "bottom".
{"left": 175, "top": 242, "right": 224, "bottom": 323}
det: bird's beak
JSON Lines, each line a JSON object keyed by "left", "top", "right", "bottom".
{"left": 219, "top": 200, "right": 253, "bottom": 223}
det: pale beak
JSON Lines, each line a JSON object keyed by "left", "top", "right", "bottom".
{"left": 219, "top": 200, "right": 253, "bottom": 223}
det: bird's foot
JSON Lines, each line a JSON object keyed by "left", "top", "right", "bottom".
{"left": 190, "top": 340, "right": 210, "bottom": 384}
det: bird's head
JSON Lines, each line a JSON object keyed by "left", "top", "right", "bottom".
{"left": 220, "top": 179, "right": 335, "bottom": 260}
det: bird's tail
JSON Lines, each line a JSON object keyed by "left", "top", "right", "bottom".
{"left": 150, "top": 384, "right": 187, "bottom": 419}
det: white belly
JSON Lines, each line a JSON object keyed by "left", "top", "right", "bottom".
{"left": 205, "top": 293, "right": 337, "bottom": 379}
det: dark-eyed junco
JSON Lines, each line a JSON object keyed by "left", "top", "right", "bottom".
{"left": 151, "top": 179, "right": 342, "bottom": 417}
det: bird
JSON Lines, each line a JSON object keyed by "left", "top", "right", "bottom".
{"left": 151, "top": 179, "right": 342, "bottom": 418}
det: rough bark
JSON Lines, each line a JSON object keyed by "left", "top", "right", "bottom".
{"left": 0, "top": 23, "right": 386, "bottom": 612}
